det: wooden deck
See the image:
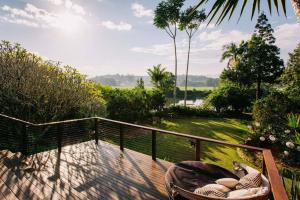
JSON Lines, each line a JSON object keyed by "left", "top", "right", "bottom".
{"left": 0, "top": 140, "right": 172, "bottom": 200}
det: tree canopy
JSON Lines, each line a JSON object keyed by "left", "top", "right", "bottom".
{"left": 221, "top": 13, "right": 284, "bottom": 99}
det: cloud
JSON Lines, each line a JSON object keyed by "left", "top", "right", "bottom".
{"left": 46, "top": 0, "right": 63, "bottom": 5}
{"left": 274, "top": 23, "right": 300, "bottom": 52}
{"left": 0, "top": 16, "right": 39, "bottom": 27}
{"left": 131, "top": 29, "right": 250, "bottom": 59}
{"left": 0, "top": 3, "right": 85, "bottom": 29}
{"left": 101, "top": 21, "right": 132, "bottom": 31}
{"left": 131, "top": 3, "right": 153, "bottom": 18}
{"left": 1, "top": 5, "right": 34, "bottom": 19}
{"left": 45, "top": 0, "right": 86, "bottom": 15}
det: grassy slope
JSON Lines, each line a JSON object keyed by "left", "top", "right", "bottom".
{"left": 124, "top": 117, "right": 252, "bottom": 170}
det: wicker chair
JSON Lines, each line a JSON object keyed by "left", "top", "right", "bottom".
{"left": 165, "top": 161, "right": 270, "bottom": 200}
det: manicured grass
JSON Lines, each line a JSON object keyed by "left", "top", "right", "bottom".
{"left": 123, "top": 117, "right": 252, "bottom": 170}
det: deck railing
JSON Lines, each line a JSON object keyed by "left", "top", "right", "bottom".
{"left": 0, "top": 113, "right": 289, "bottom": 200}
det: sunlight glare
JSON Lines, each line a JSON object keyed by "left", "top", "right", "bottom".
{"left": 56, "top": 12, "right": 83, "bottom": 34}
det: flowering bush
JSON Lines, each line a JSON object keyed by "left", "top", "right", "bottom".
{"left": 246, "top": 115, "right": 300, "bottom": 166}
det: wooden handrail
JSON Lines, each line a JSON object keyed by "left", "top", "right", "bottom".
{"left": 0, "top": 113, "right": 289, "bottom": 200}
{"left": 263, "top": 150, "right": 289, "bottom": 200}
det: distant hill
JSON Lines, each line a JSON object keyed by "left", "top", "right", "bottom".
{"left": 90, "top": 74, "right": 219, "bottom": 87}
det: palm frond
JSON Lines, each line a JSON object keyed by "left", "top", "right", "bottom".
{"left": 192, "top": 0, "right": 287, "bottom": 24}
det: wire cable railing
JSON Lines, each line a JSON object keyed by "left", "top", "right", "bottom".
{"left": 0, "top": 113, "right": 288, "bottom": 200}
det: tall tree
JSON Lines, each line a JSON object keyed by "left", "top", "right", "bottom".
{"left": 179, "top": 7, "right": 206, "bottom": 107}
{"left": 193, "top": 0, "right": 300, "bottom": 23}
{"left": 154, "top": 0, "right": 184, "bottom": 105}
{"left": 254, "top": 12, "right": 276, "bottom": 44}
{"left": 281, "top": 43, "right": 300, "bottom": 97}
{"left": 221, "top": 35, "right": 284, "bottom": 100}
{"left": 222, "top": 14, "right": 284, "bottom": 100}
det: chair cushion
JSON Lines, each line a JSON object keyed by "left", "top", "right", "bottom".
{"left": 216, "top": 178, "right": 239, "bottom": 189}
{"left": 203, "top": 184, "right": 231, "bottom": 193}
{"left": 236, "top": 173, "right": 262, "bottom": 189}
{"left": 227, "top": 188, "right": 260, "bottom": 199}
{"left": 194, "top": 187, "right": 226, "bottom": 198}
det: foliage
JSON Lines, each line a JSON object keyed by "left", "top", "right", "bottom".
{"left": 252, "top": 92, "right": 289, "bottom": 127}
{"left": 205, "top": 84, "right": 254, "bottom": 113}
{"left": 101, "top": 87, "right": 151, "bottom": 122}
{"left": 281, "top": 43, "right": 300, "bottom": 99}
{"left": 281, "top": 168, "right": 300, "bottom": 200}
{"left": 147, "top": 64, "right": 174, "bottom": 94}
{"left": 221, "top": 43, "right": 241, "bottom": 67}
{"left": 135, "top": 78, "right": 145, "bottom": 90}
{"left": 193, "top": 0, "right": 288, "bottom": 24}
{"left": 249, "top": 92, "right": 300, "bottom": 166}
{"left": 0, "top": 41, "right": 106, "bottom": 123}
{"left": 154, "top": 0, "right": 184, "bottom": 30}
{"left": 221, "top": 37, "right": 283, "bottom": 99}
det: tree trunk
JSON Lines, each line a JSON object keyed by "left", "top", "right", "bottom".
{"left": 173, "top": 37, "right": 178, "bottom": 106}
{"left": 256, "top": 79, "right": 262, "bottom": 100}
{"left": 291, "top": 0, "right": 300, "bottom": 22}
{"left": 184, "top": 37, "right": 191, "bottom": 107}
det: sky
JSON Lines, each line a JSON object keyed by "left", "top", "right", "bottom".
{"left": 0, "top": 0, "right": 299, "bottom": 77}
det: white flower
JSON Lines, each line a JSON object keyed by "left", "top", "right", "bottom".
{"left": 268, "top": 125, "right": 272, "bottom": 130}
{"left": 247, "top": 137, "right": 252, "bottom": 141}
{"left": 255, "top": 122, "right": 260, "bottom": 127}
{"left": 260, "top": 136, "right": 265, "bottom": 141}
{"left": 284, "top": 129, "right": 291, "bottom": 134}
{"left": 286, "top": 141, "right": 295, "bottom": 149}
{"left": 269, "top": 135, "right": 276, "bottom": 142}
{"left": 297, "top": 146, "right": 300, "bottom": 151}
{"left": 247, "top": 125, "right": 252, "bottom": 130}
{"left": 284, "top": 151, "right": 289, "bottom": 156}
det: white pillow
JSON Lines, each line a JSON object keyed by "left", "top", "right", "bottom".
{"left": 216, "top": 178, "right": 239, "bottom": 189}
{"left": 203, "top": 184, "right": 231, "bottom": 193}
{"left": 227, "top": 188, "right": 260, "bottom": 199}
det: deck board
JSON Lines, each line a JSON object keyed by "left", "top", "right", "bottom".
{"left": 0, "top": 140, "right": 172, "bottom": 200}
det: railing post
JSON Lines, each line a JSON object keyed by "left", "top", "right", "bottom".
{"left": 94, "top": 118, "right": 99, "bottom": 145}
{"left": 57, "top": 124, "right": 62, "bottom": 154}
{"left": 195, "top": 139, "right": 201, "bottom": 161}
{"left": 22, "top": 124, "right": 29, "bottom": 155}
{"left": 120, "top": 124, "right": 124, "bottom": 151}
{"left": 152, "top": 130, "right": 157, "bottom": 161}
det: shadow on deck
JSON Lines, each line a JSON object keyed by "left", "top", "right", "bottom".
{"left": 0, "top": 140, "right": 171, "bottom": 200}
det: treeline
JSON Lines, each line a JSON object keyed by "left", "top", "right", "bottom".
{"left": 91, "top": 74, "right": 219, "bottom": 87}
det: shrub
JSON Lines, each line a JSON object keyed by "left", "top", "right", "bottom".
{"left": 0, "top": 41, "right": 106, "bottom": 123}
{"left": 247, "top": 92, "right": 300, "bottom": 166}
{"left": 205, "top": 84, "right": 254, "bottom": 113}
{"left": 101, "top": 87, "right": 154, "bottom": 122}
{"left": 252, "top": 92, "right": 289, "bottom": 127}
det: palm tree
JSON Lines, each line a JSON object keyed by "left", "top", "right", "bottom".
{"left": 179, "top": 7, "right": 206, "bottom": 107}
{"left": 147, "top": 64, "right": 167, "bottom": 89}
{"left": 220, "top": 43, "right": 240, "bottom": 68}
{"left": 193, "top": 0, "right": 300, "bottom": 23}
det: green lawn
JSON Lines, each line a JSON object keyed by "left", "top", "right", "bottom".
{"left": 122, "top": 117, "right": 253, "bottom": 170}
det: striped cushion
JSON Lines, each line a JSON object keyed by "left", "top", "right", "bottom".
{"left": 236, "top": 173, "right": 262, "bottom": 189}
{"left": 194, "top": 186, "right": 226, "bottom": 198}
